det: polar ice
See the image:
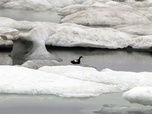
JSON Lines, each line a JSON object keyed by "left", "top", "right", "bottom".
{"left": 0, "top": 0, "right": 152, "bottom": 109}
{"left": 0, "top": 65, "right": 152, "bottom": 98}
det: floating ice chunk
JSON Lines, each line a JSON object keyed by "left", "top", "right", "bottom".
{"left": 95, "top": 104, "right": 152, "bottom": 114}
{"left": 11, "top": 25, "right": 58, "bottom": 60}
{"left": 1, "top": 17, "right": 152, "bottom": 50}
{"left": 123, "top": 87, "right": 152, "bottom": 106}
{"left": 131, "top": 35, "right": 152, "bottom": 49}
{"left": 59, "top": 4, "right": 88, "bottom": 16}
{"left": 47, "top": 23, "right": 132, "bottom": 49}
{"left": 61, "top": 8, "right": 151, "bottom": 26}
{"left": 117, "top": 24, "right": 152, "bottom": 35}
{"left": 0, "top": 65, "right": 116, "bottom": 97}
{"left": 39, "top": 65, "right": 152, "bottom": 91}
{"left": 1, "top": 65, "right": 152, "bottom": 98}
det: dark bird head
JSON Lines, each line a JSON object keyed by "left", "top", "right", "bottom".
{"left": 79, "top": 56, "right": 83, "bottom": 59}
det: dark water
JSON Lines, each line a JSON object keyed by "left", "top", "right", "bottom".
{"left": 2, "top": 48, "right": 152, "bottom": 72}
{"left": 49, "top": 48, "right": 152, "bottom": 72}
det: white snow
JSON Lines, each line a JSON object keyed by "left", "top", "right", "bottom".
{"left": 123, "top": 87, "right": 152, "bottom": 106}
{"left": 1, "top": 65, "right": 152, "bottom": 98}
{"left": 0, "top": 66, "right": 117, "bottom": 97}
{"left": 39, "top": 65, "right": 152, "bottom": 91}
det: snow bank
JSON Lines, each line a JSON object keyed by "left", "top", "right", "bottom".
{"left": 123, "top": 87, "right": 152, "bottom": 106}
{"left": 61, "top": 8, "right": 151, "bottom": 26}
{"left": 39, "top": 65, "right": 152, "bottom": 91}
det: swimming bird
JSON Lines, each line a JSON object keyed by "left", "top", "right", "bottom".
{"left": 71, "top": 56, "right": 83, "bottom": 64}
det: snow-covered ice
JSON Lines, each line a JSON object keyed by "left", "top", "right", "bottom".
{"left": 123, "top": 87, "right": 152, "bottom": 106}
{"left": 0, "top": 66, "right": 118, "bottom": 97}
{"left": 61, "top": 8, "right": 151, "bottom": 26}
{"left": 47, "top": 23, "right": 132, "bottom": 49}
{"left": 39, "top": 65, "right": 152, "bottom": 92}
{"left": 1, "top": 65, "right": 152, "bottom": 99}
{"left": 1, "top": 17, "right": 152, "bottom": 50}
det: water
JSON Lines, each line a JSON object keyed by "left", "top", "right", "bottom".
{"left": 1, "top": 49, "right": 152, "bottom": 113}
{"left": 0, "top": 93, "right": 151, "bottom": 114}
{"left": 50, "top": 48, "right": 152, "bottom": 72}
{"left": 0, "top": 8, "right": 152, "bottom": 114}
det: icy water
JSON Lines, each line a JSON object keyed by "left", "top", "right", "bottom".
{"left": 0, "top": 8, "right": 152, "bottom": 114}
{"left": 0, "top": 93, "right": 151, "bottom": 114}
{"left": 50, "top": 47, "right": 152, "bottom": 72}
{"left": 1, "top": 49, "right": 152, "bottom": 114}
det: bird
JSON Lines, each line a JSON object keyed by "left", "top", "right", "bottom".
{"left": 71, "top": 56, "right": 83, "bottom": 64}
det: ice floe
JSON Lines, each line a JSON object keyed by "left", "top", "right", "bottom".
{"left": 95, "top": 104, "right": 152, "bottom": 114}
{"left": 123, "top": 87, "right": 152, "bottom": 106}
{"left": 1, "top": 65, "right": 152, "bottom": 98}
{"left": 47, "top": 23, "right": 132, "bottom": 49}
{"left": 39, "top": 65, "right": 152, "bottom": 91}
{"left": 0, "top": 65, "right": 114, "bottom": 97}
{"left": 61, "top": 8, "right": 151, "bottom": 26}
{"left": 117, "top": 24, "right": 152, "bottom": 35}
{"left": 1, "top": 17, "right": 152, "bottom": 52}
